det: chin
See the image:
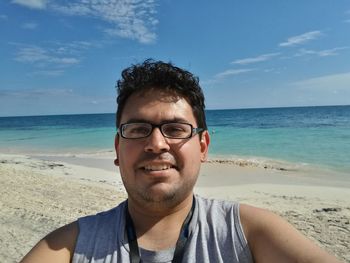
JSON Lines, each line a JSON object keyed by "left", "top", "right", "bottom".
{"left": 140, "top": 189, "right": 176, "bottom": 204}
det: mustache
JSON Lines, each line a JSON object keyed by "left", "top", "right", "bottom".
{"left": 137, "top": 152, "right": 177, "bottom": 164}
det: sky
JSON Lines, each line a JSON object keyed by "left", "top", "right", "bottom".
{"left": 1, "top": 0, "right": 350, "bottom": 117}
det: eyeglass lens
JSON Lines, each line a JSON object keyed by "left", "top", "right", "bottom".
{"left": 122, "top": 123, "right": 192, "bottom": 139}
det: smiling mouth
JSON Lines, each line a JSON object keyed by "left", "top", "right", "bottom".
{"left": 143, "top": 164, "right": 175, "bottom": 171}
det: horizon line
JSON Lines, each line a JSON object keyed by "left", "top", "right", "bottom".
{"left": 1, "top": 104, "right": 349, "bottom": 118}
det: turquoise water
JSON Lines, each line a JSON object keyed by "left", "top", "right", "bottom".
{"left": 0, "top": 106, "right": 349, "bottom": 174}
{"left": 207, "top": 106, "right": 350, "bottom": 173}
{"left": 0, "top": 114, "right": 116, "bottom": 153}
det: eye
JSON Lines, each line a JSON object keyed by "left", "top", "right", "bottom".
{"left": 130, "top": 126, "right": 149, "bottom": 134}
{"left": 162, "top": 123, "right": 190, "bottom": 137}
{"left": 123, "top": 123, "right": 150, "bottom": 137}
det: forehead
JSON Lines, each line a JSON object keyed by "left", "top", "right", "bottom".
{"left": 120, "top": 89, "right": 196, "bottom": 124}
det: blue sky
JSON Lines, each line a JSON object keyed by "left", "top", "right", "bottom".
{"left": 1, "top": 0, "right": 350, "bottom": 116}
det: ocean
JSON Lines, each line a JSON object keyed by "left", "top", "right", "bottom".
{"left": 1, "top": 105, "right": 349, "bottom": 176}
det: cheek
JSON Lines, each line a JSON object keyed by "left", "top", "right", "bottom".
{"left": 180, "top": 142, "right": 202, "bottom": 167}
{"left": 118, "top": 143, "right": 138, "bottom": 169}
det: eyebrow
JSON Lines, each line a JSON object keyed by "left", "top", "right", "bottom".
{"left": 123, "top": 117, "right": 190, "bottom": 124}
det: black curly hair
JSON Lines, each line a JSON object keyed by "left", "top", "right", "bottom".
{"left": 116, "top": 59, "right": 207, "bottom": 131}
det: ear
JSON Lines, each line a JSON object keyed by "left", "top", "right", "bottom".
{"left": 114, "top": 133, "right": 120, "bottom": 166}
{"left": 200, "top": 130, "right": 210, "bottom": 162}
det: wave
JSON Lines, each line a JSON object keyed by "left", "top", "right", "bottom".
{"left": 29, "top": 149, "right": 115, "bottom": 159}
{"left": 206, "top": 155, "right": 307, "bottom": 172}
{"left": 206, "top": 155, "right": 350, "bottom": 179}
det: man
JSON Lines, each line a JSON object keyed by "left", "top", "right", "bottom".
{"left": 21, "top": 59, "right": 340, "bottom": 262}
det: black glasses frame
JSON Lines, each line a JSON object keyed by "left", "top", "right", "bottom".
{"left": 119, "top": 122, "right": 204, "bottom": 139}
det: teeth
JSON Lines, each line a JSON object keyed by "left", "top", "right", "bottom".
{"left": 144, "top": 164, "right": 172, "bottom": 171}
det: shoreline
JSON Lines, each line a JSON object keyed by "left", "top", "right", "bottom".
{"left": 0, "top": 152, "right": 349, "bottom": 262}
{"left": 2, "top": 146, "right": 349, "bottom": 175}
{"left": 27, "top": 150, "right": 350, "bottom": 187}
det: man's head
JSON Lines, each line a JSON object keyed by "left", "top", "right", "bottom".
{"left": 115, "top": 59, "right": 210, "bottom": 209}
{"left": 116, "top": 59, "right": 207, "bottom": 131}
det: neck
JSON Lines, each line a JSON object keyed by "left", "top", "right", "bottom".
{"left": 127, "top": 193, "right": 194, "bottom": 251}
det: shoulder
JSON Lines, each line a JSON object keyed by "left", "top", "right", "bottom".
{"left": 195, "top": 195, "right": 238, "bottom": 211}
{"left": 20, "top": 201, "right": 127, "bottom": 263}
{"left": 194, "top": 195, "right": 240, "bottom": 223}
{"left": 20, "top": 221, "right": 78, "bottom": 263}
{"left": 194, "top": 196, "right": 243, "bottom": 236}
{"left": 78, "top": 201, "right": 126, "bottom": 232}
{"left": 239, "top": 204, "right": 341, "bottom": 263}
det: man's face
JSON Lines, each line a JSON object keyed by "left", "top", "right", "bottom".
{"left": 115, "top": 89, "right": 209, "bottom": 207}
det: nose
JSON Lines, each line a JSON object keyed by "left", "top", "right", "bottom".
{"left": 144, "top": 127, "right": 170, "bottom": 153}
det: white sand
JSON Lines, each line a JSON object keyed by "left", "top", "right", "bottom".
{"left": 0, "top": 153, "right": 349, "bottom": 262}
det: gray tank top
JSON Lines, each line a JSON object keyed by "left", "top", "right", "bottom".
{"left": 72, "top": 195, "right": 253, "bottom": 263}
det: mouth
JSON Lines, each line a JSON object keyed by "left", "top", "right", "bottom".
{"left": 138, "top": 159, "right": 178, "bottom": 172}
{"left": 142, "top": 164, "right": 176, "bottom": 171}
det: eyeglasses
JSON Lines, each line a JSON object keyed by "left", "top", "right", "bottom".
{"left": 119, "top": 122, "right": 204, "bottom": 139}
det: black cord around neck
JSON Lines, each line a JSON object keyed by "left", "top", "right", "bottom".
{"left": 125, "top": 197, "right": 195, "bottom": 263}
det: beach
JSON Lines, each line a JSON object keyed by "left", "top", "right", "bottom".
{"left": 0, "top": 153, "right": 349, "bottom": 262}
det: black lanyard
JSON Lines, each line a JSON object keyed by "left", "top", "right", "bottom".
{"left": 125, "top": 197, "right": 195, "bottom": 263}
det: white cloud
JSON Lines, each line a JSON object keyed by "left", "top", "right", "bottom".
{"left": 11, "top": 0, "right": 158, "bottom": 44}
{"left": 0, "top": 88, "right": 115, "bottom": 116}
{"left": 15, "top": 46, "right": 50, "bottom": 63}
{"left": 200, "top": 68, "right": 255, "bottom": 86}
{"left": 291, "top": 72, "right": 350, "bottom": 92}
{"left": 29, "top": 70, "right": 65, "bottom": 76}
{"left": 46, "top": 0, "right": 157, "bottom": 44}
{"left": 295, "top": 47, "right": 349, "bottom": 57}
{"left": 279, "top": 31, "right": 323, "bottom": 47}
{"left": 53, "top": 41, "right": 95, "bottom": 55}
{"left": 11, "top": 40, "right": 100, "bottom": 76}
{"left": 0, "top": 88, "right": 73, "bottom": 97}
{"left": 215, "top": 68, "right": 254, "bottom": 78}
{"left": 12, "top": 0, "right": 47, "bottom": 9}
{"left": 14, "top": 44, "right": 81, "bottom": 70}
{"left": 231, "top": 53, "right": 280, "bottom": 65}
{"left": 21, "top": 22, "right": 38, "bottom": 30}
{"left": 57, "top": 57, "right": 79, "bottom": 64}
{"left": 104, "top": 23, "right": 156, "bottom": 44}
